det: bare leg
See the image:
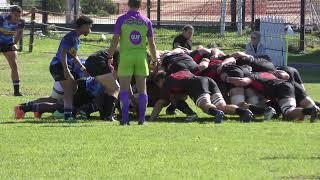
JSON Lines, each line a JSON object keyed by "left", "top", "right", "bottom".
{"left": 3, "top": 51, "right": 21, "bottom": 95}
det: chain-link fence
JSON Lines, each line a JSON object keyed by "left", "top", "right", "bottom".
{"left": 3, "top": 0, "right": 320, "bottom": 51}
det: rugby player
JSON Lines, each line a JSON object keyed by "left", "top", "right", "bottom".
{"left": 106, "top": 0, "right": 158, "bottom": 125}
{"left": 0, "top": 6, "right": 25, "bottom": 96}
{"left": 152, "top": 70, "right": 254, "bottom": 123}
{"left": 49, "top": 16, "right": 93, "bottom": 121}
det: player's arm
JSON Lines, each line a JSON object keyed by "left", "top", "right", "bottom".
{"left": 107, "top": 16, "right": 121, "bottom": 63}
{"left": 227, "top": 77, "right": 252, "bottom": 87}
{"left": 61, "top": 49, "right": 74, "bottom": 80}
{"left": 146, "top": 20, "right": 158, "bottom": 69}
{"left": 106, "top": 34, "right": 120, "bottom": 67}
{"left": 149, "top": 99, "right": 169, "bottom": 121}
{"left": 217, "top": 57, "right": 237, "bottom": 73}
{"left": 11, "top": 29, "right": 23, "bottom": 51}
{"left": 198, "top": 58, "right": 209, "bottom": 71}
{"left": 148, "top": 36, "right": 158, "bottom": 69}
{"left": 72, "top": 55, "right": 89, "bottom": 76}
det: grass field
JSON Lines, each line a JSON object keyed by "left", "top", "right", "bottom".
{"left": 0, "top": 32, "right": 320, "bottom": 179}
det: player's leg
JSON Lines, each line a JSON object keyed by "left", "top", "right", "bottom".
{"left": 32, "top": 102, "right": 63, "bottom": 119}
{"left": 50, "top": 62, "right": 77, "bottom": 121}
{"left": 3, "top": 50, "right": 21, "bottom": 96}
{"left": 207, "top": 78, "right": 254, "bottom": 122}
{"left": 96, "top": 74, "right": 120, "bottom": 120}
{"left": 134, "top": 53, "right": 150, "bottom": 125}
{"left": 276, "top": 82, "right": 314, "bottom": 121}
{"left": 135, "top": 76, "right": 148, "bottom": 125}
{"left": 293, "top": 82, "right": 318, "bottom": 122}
{"left": 195, "top": 93, "right": 224, "bottom": 123}
{"left": 231, "top": 86, "right": 275, "bottom": 120}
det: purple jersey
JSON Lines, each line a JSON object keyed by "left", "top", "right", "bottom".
{"left": 113, "top": 10, "right": 153, "bottom": 52}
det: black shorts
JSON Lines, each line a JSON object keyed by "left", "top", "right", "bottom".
{"left": 85, "top": 55, "right": 112, "bottom": 77}
{"left": 73, "top": 79, "right": 94, "bottom": 108}
{"left": 188, "top": 76, "right": 221, "bottom": 103}
{"left": 271, "top": 81, "right": 295, "bottom": 100}
{"left": 0, "top": 43, "right": 15, "bottom": 52}
{"left": 292, "top": 82, "right": 307, "bottom": 103}
{"left": 167, "top": 60, "right": 198, "bottom": 75}
{"left": 49, "top": 62, "right": 80, "bottom": 81}
{"left": 277, "top": 66, "right": 303, "bottom": 84}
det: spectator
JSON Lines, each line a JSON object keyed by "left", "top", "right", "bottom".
{"left": 245, "top": 31, "right": 267, "bottom": 58}
{"left": 173, "top": 25, "right": 194, "bottom": 50}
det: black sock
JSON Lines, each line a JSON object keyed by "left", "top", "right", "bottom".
{"left": 176, "top": 100, "right": 195, "bottom": 115}
{"left": 13, "top": 80, "right": 20, "bottom": 94}
{"left": 235, "top": 108, "right": 248, "bottom": 116}
{"left": 79, "top": 103, "right": 98, "bottom": 114}
{"left": 20, "top": 101, "right": 33, "bottom": 112}
{"left": 208, "top": 108, "right": 219, "bottom": 116}
{"left": 249, "top": 105, "right": 265, "bottom": 115}
{"left": 104, "top": 94, "right": 117, "bottom": 118}
{"left": 302, "top": 107, "right": 316, "bottom": 115}
{"left": 315, "top": 101, "right": 320, "bottom": 107}
{"left": 166, "top": 104, "right": 176, "bottom": 112}
{"left": 64, "top": 108, "right": 73, "bottom": 120}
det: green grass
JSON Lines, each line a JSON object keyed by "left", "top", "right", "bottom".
{"left": 0, "top": 34, "right": 320, "bottom": 179}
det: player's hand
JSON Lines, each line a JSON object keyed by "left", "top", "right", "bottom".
{"left": 64, "top": 70, "right": 74, "bottom": 80}
{"left": 80, "top": 65, "right": 90, "bottom": 76}
{"left": 12, "top": 44, "right": 18, "bottom": 51}
{"left": 149, "top": 61, "right": 158, "bottom": 70}
{"left": 227, "top": 77, "right": 250, "bottom": 87}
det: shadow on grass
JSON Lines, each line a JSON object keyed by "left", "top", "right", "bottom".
{"left": 288, "top": 49, "right": 320, "bottom": 64}
{"left": 1, "top": 115, "right": 266, "bottom": 125}
{"left": 149, "top": 115, "right": 265, "bottom": 123}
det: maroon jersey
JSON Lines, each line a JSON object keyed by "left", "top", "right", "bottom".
{"left": 162, "top": 70, "right": 221, "bottom": 103}
{"left": 162, "top": 53, "right": 200, "bottom": 75}
{"left": 163, "top": 70, "right": 195, "bottom": 94}
{"left": 199, "top": 59, "right": 223, "bottom": 82}
{"left": 236, "top": 56, "right": 276, "bottom": 72}
{"left": 189, "top": 49, "right": 212, "bottom": 64}
{"left": 249, "top": 72, "right": 287, "bottom": 98}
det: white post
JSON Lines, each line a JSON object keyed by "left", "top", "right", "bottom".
{"left": 220, "top": 0, "right": 227, "bottom": 36}
{"left": 237, "top": 0, "right": 243, "bottom": 35}
{"left": 66, "top": 0, "right": 73, "bottom": 23}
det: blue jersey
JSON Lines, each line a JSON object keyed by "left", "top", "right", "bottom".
{"left": 85, "top": 77, "right": 104, "bottom": 97}
{"left": 0, "top": 14, "right": 25, "bottom": 44}
{"left": 50, "top": 31, "right": 80, "bottom": 65}
{"left": 72, "top": 58, "right": 87, "bottom": 79}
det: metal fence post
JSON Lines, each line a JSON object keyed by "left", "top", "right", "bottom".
{"left": 147, "top": 0, "right": 151, "bottom": 19}
{"left": 231, "top": 0, "right": 237, "bottom": 30}
{"left": 42, "top": 0, "right": 48, "bottom": 35}
{"left": 300, "top": 0, "right": 305, "bottom": 51}
{"left": 18, "top": 0, "right": 23, "bottom": 51}
{"left": 29, "top": 8, "right": 36, "bottom": 52}
{"left": 157, "top": 0, "right": 161, "bottom": 27}
{"left": 242, "top": 0, "right": 246, "bottom": 30}
{"left": 251, "top": 0, "right": 255, "bottom": 31}
{"left": 74, "top": 0, "right": 80, "bottom": 21}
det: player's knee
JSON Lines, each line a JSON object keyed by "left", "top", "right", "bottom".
{"left": 230, "top": 94, "right": 245, "bottom": 106}
{"left": 299, "top": 96, "right": 316, "bottom": 108}
{"left": 211, "top": 93, "right": 226, "bottom": 106}
{"left": 196, "top": 94, "right": 211, "bottom": 110}
{"left": 279, "top": 98, "right": 296, "bottom": 115}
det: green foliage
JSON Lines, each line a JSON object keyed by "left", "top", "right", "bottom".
{"left": 80, "top": 0, "right": 118, "bottom": 16}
